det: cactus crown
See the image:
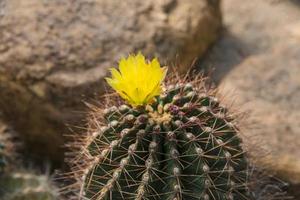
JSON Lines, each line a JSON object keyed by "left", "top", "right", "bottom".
{"left": 69, "top": 54, "right": 252, "bottom": 200}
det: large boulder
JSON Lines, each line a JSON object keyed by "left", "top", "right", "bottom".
{"left": 197, "top": 0, "right": 300, "bottom": 197}
{"left": 220, "top": 41, "right": 300, "bottom": 184}
{"left": 0, "top": 0, "right": 222, "bottom": 165}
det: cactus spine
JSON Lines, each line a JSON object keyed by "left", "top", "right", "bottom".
{"left": 71, "top": 81, "right": 252, "bottom": 200}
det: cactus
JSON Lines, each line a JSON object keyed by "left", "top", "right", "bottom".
{"left": 0, "top": 119, "right": 17, "bottom": 173}
{"left": 0, "top": 118, "right": 57, "bottom": 200}
{"left": 0, "top": 140, "right": 6, "bottom": 173}
{"left": 0, "top": 121, "right": 9, "bottom": 172}
{"left": 0, "top": 170, "right": 58, "bottom": 200}
{"left": 69, "top": 54, "right": 252, "bottom": 200}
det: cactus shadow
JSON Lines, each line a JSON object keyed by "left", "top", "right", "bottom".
{"left": 195, "top": 29, "right": 253, "bottom": 85}
{"left": 289, "top": 0, "right": 300, "bottom": 6}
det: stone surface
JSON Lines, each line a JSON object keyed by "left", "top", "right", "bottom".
{"left": 199, "top": 0, "right": 300, "bottom": 83}
{"left": 220, "top": 42, "right": 300, "bottom": 184}
{"left": 197, "top": 0, "right": 300, "bottom": 188}
{"left": 0, "top": 0, "right": 222, "bottom": 165}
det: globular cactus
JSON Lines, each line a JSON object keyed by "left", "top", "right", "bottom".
{"left": 70, "top": 54, "right": 253, "bottom": 200}
{"left": 0, "top": 170, "right": 58, "bottom": 200}
{"left": 0, "top": 118, "right": 57, "bottom": 200}
{"left": 0, "top": 122, "right": 9, "bottom": 173}
{"left": 0, "top": 119, "right": 17, "bottom": 173}
{"left": 0, "top": 141, "right": 6, "bottom": 173}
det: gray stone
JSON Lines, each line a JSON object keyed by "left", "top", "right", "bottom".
{"left": 0, "top": 0, "right": 222, "bottom": 164}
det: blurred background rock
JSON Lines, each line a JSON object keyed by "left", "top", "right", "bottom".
{"left": 199, "top": 0, "right": 300, "bottom": 198}
{"left": 0, "top": 0, "right": 300, "bottom": 199}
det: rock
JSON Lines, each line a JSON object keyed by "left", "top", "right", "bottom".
{"left": 197, "top": 0, "right": 300, "bottom": 197}
{"left": 0, "top": 0, "right": 222, "bottom": 165}
{"left": 199, "top": 0, "right": 300, "bottom": 83}
{"left": 220, "top": 41, "right": 300, "bottom": 184}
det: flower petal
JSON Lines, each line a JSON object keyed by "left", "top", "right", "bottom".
{"left": 105, "top": 53, "right": 167, "bottom": 106}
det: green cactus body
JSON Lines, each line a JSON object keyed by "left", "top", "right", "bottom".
{"left": 0, "top": 120, "right": 16, "bottom": 173}
{"left": 0, "top": 142, "right": 6, "bottom": 173}
{"left": 0, "top": 171, "right": 58, "bottom": 200}
{"left": 78, "top": 82, "right": 252, "bottom": 200}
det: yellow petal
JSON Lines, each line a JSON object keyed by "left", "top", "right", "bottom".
{"left": 105, "top": 53, "right": 167, "bottom": 106}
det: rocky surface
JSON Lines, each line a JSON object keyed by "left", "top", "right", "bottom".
{"left": 198, "top": 0, "right": 300, "bottom": 195}
{"left": 221, "top": 42, "right": 300, "bottom": 184}
{"left": 200, "top": 0, "right": 300, "bottom": 83}
{"left": 0, "top": 0, "right": 222, "bottom": 165}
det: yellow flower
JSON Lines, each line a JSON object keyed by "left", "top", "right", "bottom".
{"left": 105, "top": 53, "right": 167, "bottom": 106}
